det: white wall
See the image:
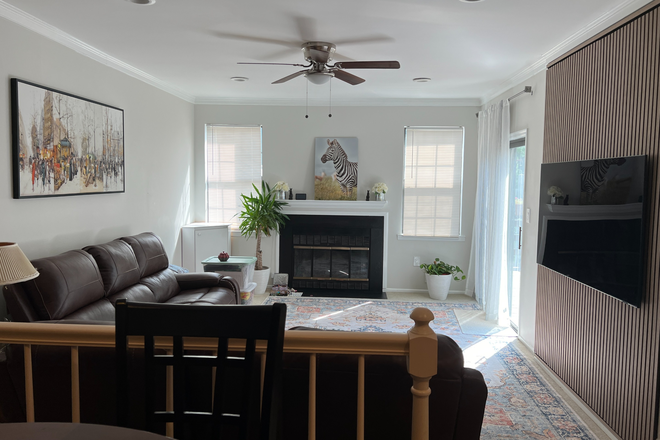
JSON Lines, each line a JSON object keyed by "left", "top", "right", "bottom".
{"left": 483, "top": 70, "right": 547, "bottom": 348}
{"left": 0, "top": 18, "right": 195, "bottom": 318}
{"left": 194, "top": 104, "right": 479, "bottom": 292}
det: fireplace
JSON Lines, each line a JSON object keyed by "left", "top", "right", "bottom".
{"left": 278, "top": 214, "right": 384, "bottom": 298}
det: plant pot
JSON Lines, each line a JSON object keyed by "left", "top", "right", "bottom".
{"left": 425, "top": 273, "right": 452, "bottom": 300}
{"left": 252, "top": 266, "right": 270, "bottom": 295}
{"left": 375, "top": 192, "right": 385, "bottom": 201}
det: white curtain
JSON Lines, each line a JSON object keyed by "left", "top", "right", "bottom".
{"left": 466, "top": 100, "right": 510, "bottom": 321}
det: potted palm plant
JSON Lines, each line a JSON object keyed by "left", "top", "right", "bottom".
{"left": 419, "top": 258, "right": 466, "bottom": 300}
{"left": 238, "top": 181, "right": 289, "bottom": 295}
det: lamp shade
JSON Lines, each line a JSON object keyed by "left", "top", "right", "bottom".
{"left": 0, "top": 243, "right": 39, "bottom": 285}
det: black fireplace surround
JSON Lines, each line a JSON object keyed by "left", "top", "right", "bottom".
{"left": 279, "top": 215, "right": 384, "bottom": 298}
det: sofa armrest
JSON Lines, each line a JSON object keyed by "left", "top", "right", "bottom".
{"left": 175, "top": 272, "right": 222, "bottom": 290}
{"left": 453, "top": 367, "right": 488, "bottom": 439}
{"left": 218, "top": 276, "right": 240, "bottom": 303}
{"left": 3, "top": 284, "right": 40, "bottom": 322}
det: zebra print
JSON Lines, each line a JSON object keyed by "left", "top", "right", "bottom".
{"left": 320, "top": 139, "right": 358, "bottom": 195}
{"left": 580, "top": 158, "right": 626, "bottom": 195}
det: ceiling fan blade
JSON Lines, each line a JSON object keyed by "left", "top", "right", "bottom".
{"left": 212, "top": 31, "right": 299, "bottom": 49}
{"left": 238, "top": 62, "right": 308, "bottom": 67}
{"left": 294, "top": 16, "right": 317, "bottom": 42}
{"left": 272, "top": 70, "right": 309, "bottom": 84}
{"left": 337, "top": 61, "right": 400, "bottom": 69}
{"left": 333, "top": 70, "right": 365, "bottom": 85}
{"left": 331, "top": 52, "right": 354, "bottom": 62}
{"left": 332, "top": 35, "right": 394, "bottom": 46}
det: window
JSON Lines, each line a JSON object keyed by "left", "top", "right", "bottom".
{"left": 402, "top": 126, "right": 464, "bottom": 238}
{"left": 205, "top": 125, "right": 262, "bottom": 227}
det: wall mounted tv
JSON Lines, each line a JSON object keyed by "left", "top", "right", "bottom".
{"left": 537, "top": 155, "right": 648, "bottom": 307}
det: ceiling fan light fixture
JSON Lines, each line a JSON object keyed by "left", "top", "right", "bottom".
{"left": 231, "top": 76, "right": 249, "bottom": 82}
{"left": 413, "top": 77, "right": 431, "bottom": 82}
{"left": 305, "top": 72, "right": 334, "bottom": 85}
{"left": 126, "top": 0, "right": 156, "bottom": 4}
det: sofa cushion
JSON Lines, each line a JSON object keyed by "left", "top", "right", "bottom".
{"left": 59, "top": 298, "right": 116, "bottom": 321}
{"left": 120, "top": 233, "right": 169, "bottom": 278}
{"left": 22, "top": 250, "right": 106, "bottom": 321}
{"left": 107, "top": 284, "right": 157, "bottom": 306}
{"left": 165, "top": 289, "right": 237, "bottom": 305}
{"left": 83, "top": 240, "right": 141, "bottom": 296}
{"left": 140, "top": 269, "right": 180, "bottom": 303}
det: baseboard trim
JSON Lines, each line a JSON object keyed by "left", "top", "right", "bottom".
{"left": 527, "top": 351, "right": 622, "bottom": 440}
{"left": 384, "top": 288, "right": 470, "bottom": 296}
{"left": 517, "top": 335, "right": 534, "bottom": 352}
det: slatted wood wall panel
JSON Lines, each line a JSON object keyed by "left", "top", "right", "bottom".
{"left": 536, "top": 6, "right": 660, "bottom": 440}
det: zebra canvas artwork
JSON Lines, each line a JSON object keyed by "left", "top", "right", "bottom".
{"left": 314, "top": 137, "right": 358, "bottom": 200}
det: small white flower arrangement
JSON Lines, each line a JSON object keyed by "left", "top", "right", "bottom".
{"left": 273, "top": 181, "right": 289, "bottom": 192}
{"left": 372, "top": 182, "right": 388, "bottom": 194}
{"left": 547, "top": 186, "right": 563, "bottom": 197}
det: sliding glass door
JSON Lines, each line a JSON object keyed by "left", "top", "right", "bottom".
{"left": 506, "top": 131, "right": 526, "bottom": 330}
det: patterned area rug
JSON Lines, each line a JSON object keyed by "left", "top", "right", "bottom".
{"left": 263, "top": 297, "right": 597, "bottom": 440}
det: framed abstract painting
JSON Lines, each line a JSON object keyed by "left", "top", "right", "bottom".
{"left": 11, "top": 78, "right": 125, "bottom": 199}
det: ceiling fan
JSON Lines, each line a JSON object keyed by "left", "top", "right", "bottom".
{"left": 238, "top": 41, "right": 400, "bottom": 85}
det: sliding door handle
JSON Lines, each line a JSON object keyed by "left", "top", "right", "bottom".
{"left": 518, "top": 227, "right": 522, "bottom": 250}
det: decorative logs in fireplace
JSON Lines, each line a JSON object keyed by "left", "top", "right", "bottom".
{"left": 279, "top": 215, "right": 384, "bottom": 298}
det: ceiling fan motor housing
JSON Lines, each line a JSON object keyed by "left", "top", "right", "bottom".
{"left": 302, "top": 42, "right": 336, "bottom": 64}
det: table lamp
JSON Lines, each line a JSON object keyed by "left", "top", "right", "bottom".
{"left": 0, "top": 242, "right": 39, "bottom": 285}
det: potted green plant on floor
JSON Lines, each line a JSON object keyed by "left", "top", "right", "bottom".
{"left": 238, "top": 181, "right": 289, "bottom": 295}
{"left": 420, "top": 258, "right": 466, "bottom": 300}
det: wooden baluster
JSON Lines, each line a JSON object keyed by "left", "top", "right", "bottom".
{"left": 71, "top": 346, "right": 80, "bottom": 422}
{"left": 24, "top": 344, "right": 34, "bottom": 422}
{"left": 407, "top": 308, "right": 437, "bottom": 440}
{"left": 357, "top": 355, "right": 365, "bottom": 440}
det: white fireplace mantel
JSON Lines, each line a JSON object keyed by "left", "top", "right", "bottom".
{"left": 281, "top": 200, "right": 388, "bottom": 215}
{"left": 274, "top": 200, "right": 389, "bottom": 291}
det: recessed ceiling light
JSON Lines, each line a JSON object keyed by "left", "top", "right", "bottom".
{"left": 460, "top": 0, "right": 484, "bottom": 2}
{"left": 126, "top": 0, "right": 156, "bottom": 4}
{"left": 231, "top": 77, "right": 249, "bottom": 82}
{"left": 413, "top": 77, "right": 431, "bottom": 82}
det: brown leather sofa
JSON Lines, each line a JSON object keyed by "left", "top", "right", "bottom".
{"left": 3, "top": 232, "right": 239, "bottom": 322}
{"left": 0, "top": 232, "right": 487, "bottom": 439}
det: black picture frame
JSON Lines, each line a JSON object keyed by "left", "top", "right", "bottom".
{"left": 11, "top": 78, "right": 125, "bottom": 199}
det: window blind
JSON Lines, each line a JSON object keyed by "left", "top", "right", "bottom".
{"left": 402, "top": 127, "right": 464, "bottom": 237}
{"left": 205, "top": 125, "right": 262, "bottom": 227}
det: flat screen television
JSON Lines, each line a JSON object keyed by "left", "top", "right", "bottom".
{"left": 537, "top": 155, "right": 648, "bottom": 307}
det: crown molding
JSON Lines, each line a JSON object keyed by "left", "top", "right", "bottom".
{"left": 0, "top": 0, "right": 195, "bottom": 103}
{"left": 479, "top": 0, "right": 654, "bottom": 105}
{"left": 194, "top": 96, "right": 482, "bottom": 107}
{"left": 1, "top": 0, "right": 654, "bottom": 108}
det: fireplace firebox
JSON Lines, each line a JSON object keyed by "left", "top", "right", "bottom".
{"left": 279, "top": 215, "right": 384, "bottom": 298}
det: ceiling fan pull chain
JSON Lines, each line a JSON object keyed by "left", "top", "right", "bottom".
{"left": 305, "top": 80, "right": 309, "bottom": 119}
{"left": 328, "top": 78, "right": 332, "bottom": 118}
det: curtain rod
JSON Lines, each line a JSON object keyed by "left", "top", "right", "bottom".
{"left": 508, "top": 86, "right": 533, "bottom": 101}
{"left": 475, "top": 86, "right": 534, "bottom": 117}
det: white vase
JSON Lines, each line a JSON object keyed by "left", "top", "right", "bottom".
{"left": 375, "top": 192, "right": 385, "bottom": 201}
{"left": 425, "top": 273, "right": 452, "bottom": 300}
{"left": 252, "top": 266, "right": 270, "bottom": 295}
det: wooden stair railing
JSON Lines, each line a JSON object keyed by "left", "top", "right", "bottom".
{"left": 0, "top": 307, "right": 437, "bottom": 440}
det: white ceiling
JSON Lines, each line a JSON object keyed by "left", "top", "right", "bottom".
{"left": 0, "top": 0, "right": 653, "bottom": 105}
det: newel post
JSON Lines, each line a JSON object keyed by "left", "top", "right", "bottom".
{"left": 407, "top": 307, "right": 437, "bottom": 440}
